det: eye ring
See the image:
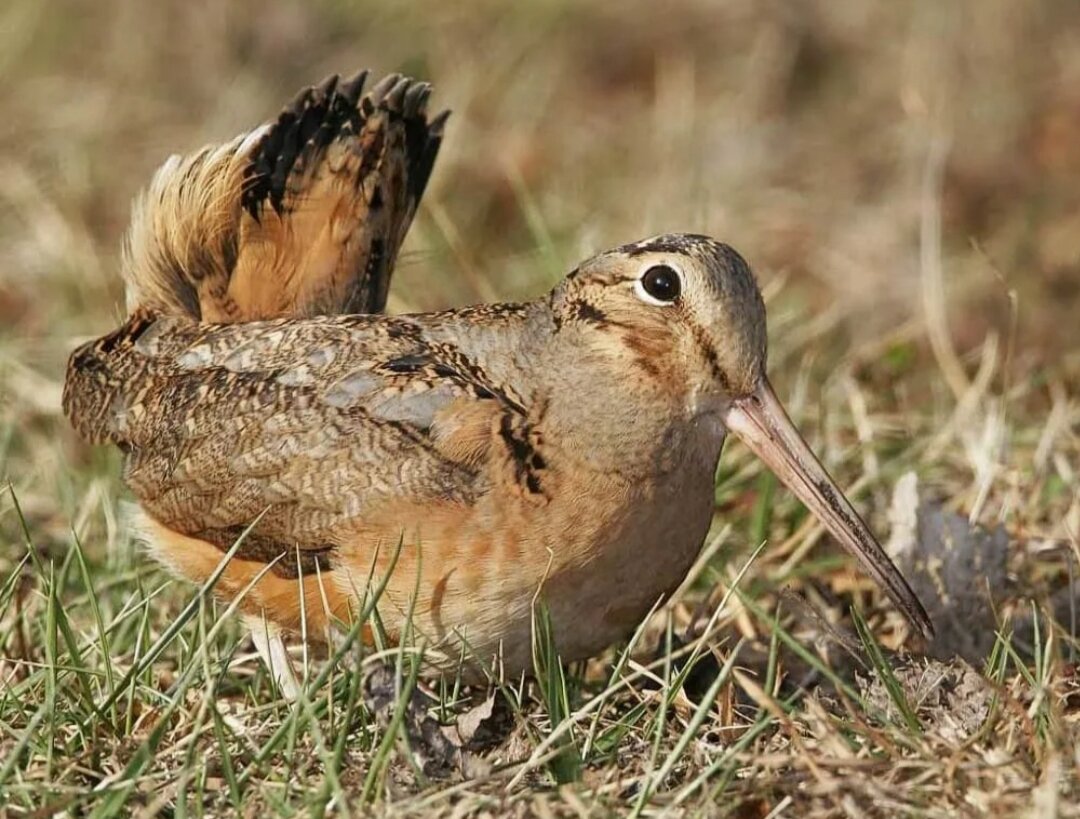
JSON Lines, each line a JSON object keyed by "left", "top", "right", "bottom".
{"left": 634, "top": 264, "right": 682, "bottom": 306}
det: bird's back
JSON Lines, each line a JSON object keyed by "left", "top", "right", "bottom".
{"left": 62, "top": 70, "right": 465, "bottom": 643}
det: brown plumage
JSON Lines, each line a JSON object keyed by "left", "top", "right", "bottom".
{"left": 64, "top": 69, "right": 931, "bottom": 694}
{"left": 121, "top": 70, "right": 446, "bottom": 323}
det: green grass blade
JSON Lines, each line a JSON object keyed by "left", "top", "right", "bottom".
{"left": 851, "top": 605, "right": 921, "bottom": 734}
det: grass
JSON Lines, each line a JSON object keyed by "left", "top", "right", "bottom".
{"left": 3, "top": 0, "right": 1080, "bottom": 815}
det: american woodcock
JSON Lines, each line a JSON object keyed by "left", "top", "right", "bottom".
{"left": 63, "top": 69, "right": 932, "bottom": 695}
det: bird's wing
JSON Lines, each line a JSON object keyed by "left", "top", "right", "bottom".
{"left": 64, "top": 311, "right": 523, "bottom": 569}
{"left": 124, "top": 71, "right": 447, "bottom": 323}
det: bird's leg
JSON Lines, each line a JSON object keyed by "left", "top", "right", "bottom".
{"left": 245, "top": 614, "right": 301, "bottom": 701}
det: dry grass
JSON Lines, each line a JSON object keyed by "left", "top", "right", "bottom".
{"left": 2, "top": 0, "right": 1079, "bottom": 815}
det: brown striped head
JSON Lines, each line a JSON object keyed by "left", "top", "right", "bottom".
{"left": 552, "top": 232, "right": 767, "bottom": 405}
{"left": 551, "top": 232, "right": 933, "bottom": 639}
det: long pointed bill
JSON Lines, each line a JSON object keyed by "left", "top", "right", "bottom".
{"left": 723, "top": 378, "right": 934, "bottom": 639}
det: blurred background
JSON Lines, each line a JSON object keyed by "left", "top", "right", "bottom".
{"left": 1, "top": 0, "right": 1078, "bottom": 548}
{"left": 2, "top": 6, "right": 1078, "bottom": 809}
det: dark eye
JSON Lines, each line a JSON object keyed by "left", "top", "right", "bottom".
{"left": 639, "top": 264, "right": 681, "bottom": 303}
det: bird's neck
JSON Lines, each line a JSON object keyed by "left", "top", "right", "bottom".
{"left": 425, "top": 300, "right": 727, "bottom": 479}
{"left": 524, "top": 312, "right": 727, "bottom": 479}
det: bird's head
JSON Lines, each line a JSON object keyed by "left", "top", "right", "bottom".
{"left": 552, "top": 232, "right": 933, "bottom": 638}
{"left": 552, "top": 233, "right": 767, "bottom": 405}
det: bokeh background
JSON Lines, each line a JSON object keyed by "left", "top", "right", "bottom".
{"left": 2, "top": 0, "right": 1078, "bottom": 571}
{"left": 2, "top": 3, "right": 1079, "bottom": 812}
{"left": 5, "top": 0, "right": 1080, "bottom": 341}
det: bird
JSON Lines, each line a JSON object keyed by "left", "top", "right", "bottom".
{"left": 63, "top": 69, "right": 932, "bottom": 696}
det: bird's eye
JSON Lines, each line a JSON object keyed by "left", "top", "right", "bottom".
{"left": 635, "top": 264, "right": 682, "bottom": 305}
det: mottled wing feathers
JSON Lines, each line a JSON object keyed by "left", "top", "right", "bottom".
{"left": 63, "top": 312, "right": 517, "bottom": 558}
{"left": 123, "top": 70, "right": 448, "bottom": 323}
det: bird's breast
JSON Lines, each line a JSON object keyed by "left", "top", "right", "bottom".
{"left": 531, "top": 427, "right": 724, "bottom": 663}
{"left": 333, "top": 418, "right": 725, "bottom": 674}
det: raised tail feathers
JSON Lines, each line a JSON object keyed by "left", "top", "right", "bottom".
{"left": 122, "top": 69, "right": 448, "bottom": 324}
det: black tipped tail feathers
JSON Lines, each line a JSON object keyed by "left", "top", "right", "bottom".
{"left": 121, "top": 69, "right": 449, "bottom": 325}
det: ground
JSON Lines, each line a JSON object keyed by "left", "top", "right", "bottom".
{"left": 1, "top": 0, "right": 1079, "bottom": 815}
